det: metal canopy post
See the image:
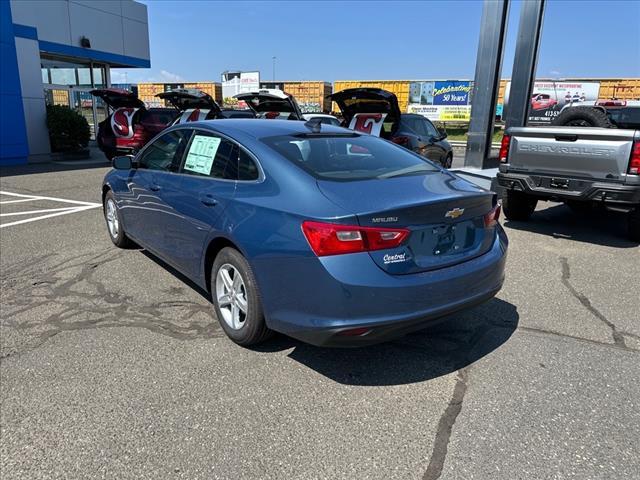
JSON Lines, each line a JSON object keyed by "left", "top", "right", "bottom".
{"left": 465, "top": 0, "right": 510, "bottom": 169}
{"left": 504, "top": 0, "right": 546, "bottom": 129}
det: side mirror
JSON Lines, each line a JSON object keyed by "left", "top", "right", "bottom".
{"left": 112, "top": 155, "right": 134, "bottom": 170}
{"left": 437, "top": 128, "right": 448, "bottom": 139}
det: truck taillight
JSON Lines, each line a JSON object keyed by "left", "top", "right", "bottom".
{"left": 499, "top": 134, "right": 511, "bottom": 163}
{"left": 629, "top": 141, "right": 640, "bottom": 175}
{"left": 301, "top": 221, "right": 409, "bottom": 256}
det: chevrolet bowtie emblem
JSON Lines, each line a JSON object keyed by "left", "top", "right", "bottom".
{"left": 445, "top": 208, "right": 465, "bottom": 219}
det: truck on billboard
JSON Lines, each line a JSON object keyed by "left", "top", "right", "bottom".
{"left": 407, "top": 81, "right": 473, "bottom": 121}
{"left": 502, "top": 81, "right": 601, "bottom": 123}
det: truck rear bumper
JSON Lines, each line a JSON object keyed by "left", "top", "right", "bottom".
{"left": 496, "top": 172, "right": 640, "bottom": 210}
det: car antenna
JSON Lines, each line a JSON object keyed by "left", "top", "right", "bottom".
{"left": 304, "top": 118, "right": 322, "bottom": 133}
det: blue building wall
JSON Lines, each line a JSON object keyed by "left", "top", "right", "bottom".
{"left": 0, "top": 0, "right": 29, "bottom": 166}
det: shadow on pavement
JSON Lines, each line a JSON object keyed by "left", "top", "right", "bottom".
{"left": 135, "top": 247, "right": 518, "bottom": 386}
{"left": 139, "top": 250, "right": 212, "bottom": 302}
{"left": 254, "top": 298, "right": 519, "bottom": 386}
{"left": 0, "top": 160, "right": 110, "bottom": 178}
{"left": 504, "top": 203, "right": 637, "bottom": 248}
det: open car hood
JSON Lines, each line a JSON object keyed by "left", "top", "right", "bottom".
{"left": 156, "top": 89, "right": 221, "bottom": 113}
{"left": 90, "top": 88, "right": 145, "bottom": 109}
{"left": 328, "top": 88, "right": 401, "bottom": 128}
{"left": 234, "top": 89, "right": 302, "bottom": 120}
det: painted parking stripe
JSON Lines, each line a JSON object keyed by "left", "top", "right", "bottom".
{"left": 0, "top": 191, "right": 101, "bottom": 229}
{"left": 0, "top": 198, "right": 42, "bottom": 204}
{"left": 0, "top": 191, "right": 100, "bottom": 207}
{"left": 1, "top": 206, "right": 80, "bottom": 217}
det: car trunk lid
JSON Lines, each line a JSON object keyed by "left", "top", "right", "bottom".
{"left": 234, "top": 89, "right": 303, "bottom": 120}
{"left": 156, "top": 88, "right": 221, "bottom": 114}
{"left": 316, "top": 173, "right": 498, "bottom": 274}
{"left": 90, "top": 88, "right": 145, "bottom": 109}
{"left": 328, "top": 88, "right": 401, "bottom": 137}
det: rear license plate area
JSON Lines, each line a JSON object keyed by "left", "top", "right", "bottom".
{"left": 431, "top": 224, "right": 473, "bottom": 255}
{"left": 549, "top": 178, "right": 569, "bottom": 189}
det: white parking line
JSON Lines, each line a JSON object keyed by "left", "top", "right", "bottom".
{"left": 0, "top": 198, "right": 41, "bottom": 204}
{"left": 0, "top": 191, "right": 101, "bottom": 229}
{"left": 0, "top": 191, "right": 100, "bottom": 207}
{"left": 1, "top": 206, "right": 80, "bottom": 217}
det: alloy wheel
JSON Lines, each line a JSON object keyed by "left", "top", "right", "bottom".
{"left": 215, "top": 264, "right": 248, "bottom": 330}
{"left": 105, "top": 198, "right": 119, "bottom": 238}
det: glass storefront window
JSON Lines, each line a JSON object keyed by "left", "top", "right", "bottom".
{"left": 49, "top": 68, "right": 76, "bottom": 85}
{"left": 41, "top": 54, "right": 110, "bottom": 141}
{"left": 77, "top": 68, "right": 92, "bottom": 86}
{"left": 92, "top": 67, "right": 104, "bottom": 87}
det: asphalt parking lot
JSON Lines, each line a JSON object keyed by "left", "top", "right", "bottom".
{"left": 1, "top": 161, "right": 639, "bottom": 480}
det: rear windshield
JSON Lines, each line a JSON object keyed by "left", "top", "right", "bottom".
{"left": 261, "top": 134, "right": 439, "bottom": 181}
{"left": 608, "top": 107, "right": 640, "bottom": 129}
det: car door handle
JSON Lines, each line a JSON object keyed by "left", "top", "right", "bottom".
{"left": 199, "top": 194, "right": 218, "bottom": 207}
{"left": 148, "top": 183, "right": 161, "bottom": 192}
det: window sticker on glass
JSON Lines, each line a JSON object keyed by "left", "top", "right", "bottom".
{"left": 184, "top": 135, "right": 222, "bottom": 175}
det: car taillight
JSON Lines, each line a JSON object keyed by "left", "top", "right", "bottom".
{"left": 483, "top": 204, "right": 501, "bottom": 228}
{"left": 301, "top": 221, "right": 410, "bottom": 256}
{"left": 629, "top": 141, "right": 640, "bottom": 175}
{"left": 499, "top": 134, "right": 511, "bottom": 163}
{"left": 392, "top": 136, "right": 411, "bottom": 146}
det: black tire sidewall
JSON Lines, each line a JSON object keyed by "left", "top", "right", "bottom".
{"left": 628, "top": 209, "right": 640, "bottom": 243}
{"left": 502, "top": 190, "right": 537, "bottom": 221}
{"left": 551, "top": 106, "right": 612, "bottom": 128}
{"left": 211, "top": 247, "right": 268, "bottom": 346}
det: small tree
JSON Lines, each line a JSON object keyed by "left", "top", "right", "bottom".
{"left": 46, "top": 105, "right": 91, "bottom": 152}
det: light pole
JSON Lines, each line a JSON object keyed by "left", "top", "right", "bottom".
{"left": 272, "top": 56, "right": 276, "bottom": 81}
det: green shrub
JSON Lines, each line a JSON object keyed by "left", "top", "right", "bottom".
{"left": 46, "top": 105, "right": 91, "bottom": 152}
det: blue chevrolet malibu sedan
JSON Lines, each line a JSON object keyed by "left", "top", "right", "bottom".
{"left": 102, "top": 119, "right": 507, "bottom": 347}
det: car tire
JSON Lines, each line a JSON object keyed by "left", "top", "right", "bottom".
{"left": 211, "top": 247, "right": 272, "bottom": 346}
{"left": 443, "top": 153, "right": 453, "bottom": 169}
{"left": 103, "top": 190, "right": 134, "bottom": 248}
{"left": 551, "top": 106, "right": 613, "bottom": 128}
{"left": 628, "top": 208, "right": 640, "bottom": 243}
{"left": 566, "top": 200, "right": 592, "bottom": 215}
{"left": 502, "top": 190, "right": 537, "bottom": 221}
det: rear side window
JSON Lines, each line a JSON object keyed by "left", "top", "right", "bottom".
{"left": 238, "top": 149, "right": 259, "bottom": 180}
{"left": 182, "top": 134, "right": 238, "bottom": 180}
{"left": 138, "top": 129, "right": 191, "bottom": 172}
{"left": 261, "top": 134, "right": 438, "bottom": 181}
{"left": 422, "top": 119, "right": 440, "bottom": 138}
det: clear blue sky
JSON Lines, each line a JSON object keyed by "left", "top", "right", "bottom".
{"left": 113, "top": 0, "right": 640, "bottom": 84}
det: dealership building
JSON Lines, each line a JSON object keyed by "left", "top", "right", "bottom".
{"left": 1, "top": 0, "right": 150, "bottom": 166}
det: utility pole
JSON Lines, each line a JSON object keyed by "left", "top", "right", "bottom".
{"left": 272, "top": 56, "right": 276, "bottom": 81}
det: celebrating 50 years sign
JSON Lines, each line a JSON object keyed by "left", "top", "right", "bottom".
{"left": 407, "top": 81, "right": 472, "bottom": 121}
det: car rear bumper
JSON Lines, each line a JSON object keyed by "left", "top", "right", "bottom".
{"left": 497, "top": 171, "right": 640, "bottom": 209}
{"left": 253, "top": 227, "right": 508, "bottom": 347}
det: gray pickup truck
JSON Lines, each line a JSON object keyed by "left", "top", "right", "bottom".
{"left": 496, "top": 126, "right": 640, "bottom": 241}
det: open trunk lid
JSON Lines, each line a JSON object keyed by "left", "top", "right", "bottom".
{"left": 234, "top": 89, "right": 303, "bottom": 120}
{"left": 90, "top": 88, "right": 145, "bottom": 109}
{"left": 156, "top": 88, "right": 221, "bottom": 113}
{"left": 328, "top": 88, "right": 401, "bottom": 137}
{"left": 316, "top": 173, "right": 498, "bottom": 274}
{"left": 507, "top": 126, "right": 638, "bottom": 182}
